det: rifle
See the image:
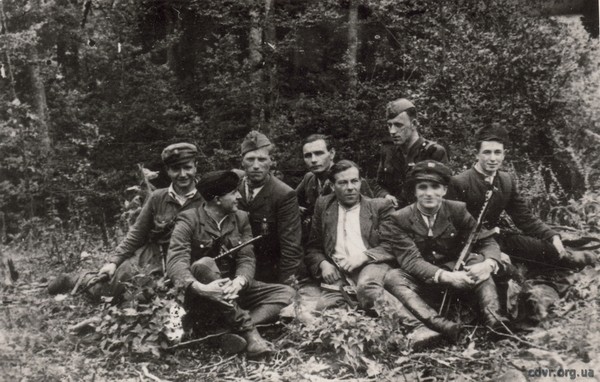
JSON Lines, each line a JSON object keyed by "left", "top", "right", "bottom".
{"left": 213, "top": 235, "right": 263, "bottom": 261}
{"left": 438, "top": 186, "right": 494, "bottom": 316}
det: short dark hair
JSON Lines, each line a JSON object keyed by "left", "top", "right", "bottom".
{"left": 475, "top": 139, "right": 506, "bottom": 151}
{"left": 328, "top": 159, "right": 360, "bottom": 183}
{"left": 303, "top": 134, "right": 333, "bottom": 151}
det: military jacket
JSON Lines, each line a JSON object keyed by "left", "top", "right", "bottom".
{"left": 373, "top": 136, "right": 447, "bottom": 208}
{"left": 378, "top": 200, "right": 501, "bottom": 283}
{"left": 109, "top": 188, "right": 203, "bottom": 266}
{"left": 447, "top": 167, "right": 557, "bottom": 240}
{"left": 167, "top": 206, "right": 255, "bottom": 291}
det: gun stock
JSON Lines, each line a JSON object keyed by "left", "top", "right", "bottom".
{"left": 439, "top": 187, "right": 494, "bottom": 316}
{"left": 213, "top": 235, "right": 263, "bottom": 261}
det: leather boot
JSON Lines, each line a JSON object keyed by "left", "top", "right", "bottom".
{"left": 250, "top": 303, "right": 285, "bottom": 325}
{"left": 387, "top": 283, "right": 462, "bottom": 342}
{"left": 408, "top": 325, "right": 444, "bottom": 351}
{"left": 218, "top": 333, "right": 248, "bottom": 355}
{"left": 474, "top": 278, "right": 510, "bottom": 332}
{"left": 240, "top": 327, "right": 274, "bottom": 358}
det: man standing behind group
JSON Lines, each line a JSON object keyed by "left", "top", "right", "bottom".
{"left": 296, "top": 134, "right": 374, "bottom": 241}
{"left": 237, "top": 131, "right": 303, "bottom": 284}
{"left": 373, "top": 98, "right": 448, "bottom": 208}
{"left": 447, "top": 125, "right": 592, "bottom": 268}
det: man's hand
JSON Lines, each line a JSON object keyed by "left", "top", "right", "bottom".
{"left": 222, "top": 277, "right": 246, "bottom": 301}
{"left": 464, "top": 259, "right": 496, "bottom": 285}
{"left": 320, "top": 261, "right": 341, "bottom": 284}
{"left": 98, "top": 263, "right": 117, "bottom": 278}
{"left": 384, "top": 194, "right": 398, "bottom": 208}
{"left": 439, "top": 270, "right": 475, "bottom": 290}
{"left": 191, "top": 279, "right": 233, "bottom": 307}
{"left": 552, "top": 235, "right": 568, "bottom": 259}
{"left": 332, "top": 253, "right": 368, "bottom": 273}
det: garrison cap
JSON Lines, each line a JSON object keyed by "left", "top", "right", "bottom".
{"left": 386, "top": 98, "right": 416, "bottom": 119}
{"left": 475, "top": 124, "right": 509, "bottom": 144}
{"left": 161, "top": 143, "right": 198, "bottom": 166}
{"left": 197, "top": 170, "right": 240, "bottom": 201}
{"left": 407, "top": 160, "right": 452, "bottom": 186}
{"left": 241, "top": 130, "right": 271, "bottom": 156}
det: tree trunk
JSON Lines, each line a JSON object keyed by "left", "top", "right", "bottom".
{"left": 248, "top": 2, "right": 265, "bottom": 128}
{"left": 27, "top": 46, "right": 51, "bottom": 157}
{"left": 263, "top": 0, "right": 276, "bottom": 128}
{"left": 347, "top": 0, "right": 359, "bottom": 90}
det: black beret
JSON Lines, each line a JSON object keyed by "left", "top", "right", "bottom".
{"left": 197, "top": 170, "right": 240, "bottom": 200}
{"left": 407, "top": 160, "right": 452, "bottom": 186}
{"left": 475, "top": 124, "right": 509, "bottom": 144}
{"left": 161, "top": 143, "right": 198, "bottom": 166}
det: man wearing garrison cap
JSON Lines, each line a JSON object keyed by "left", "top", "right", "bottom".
{"left": 446, "top": 124, "right": 594, "bottom": 269}
{"left": 167, "top": 170, "right": 294, "bottom": 357}
{"left": 48, "top": 142, "right": 204, "bottom": 297}
{"left": 373, "top": 98, "right": 448, "bottom": 209}
{"left": 237, "top": 131, "right": 303, "bottom": 285}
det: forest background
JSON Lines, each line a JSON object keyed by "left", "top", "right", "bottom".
{"left": 1, "top": 0, "right": 600, "bottom": 380}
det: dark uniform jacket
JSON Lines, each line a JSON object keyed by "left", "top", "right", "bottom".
{"left": 373, "top": 136, "right": 448, "bottom": 207}
{"left": 305, "top": 194, "right": 396, "bottom": 278}
{"left": 167, "top": 206, "right": 255, "bottom": 292}
{"left": 378, "top": 200, "right": 501, "bottom": 283}
{"left": 109, "top": 188, "right": 204, "bottom": 267}
{"left": 238, "top": 175, "right": 303, "bottom": 284}
{"left": 447, "top": 167, "right": 557, "bottom": 240}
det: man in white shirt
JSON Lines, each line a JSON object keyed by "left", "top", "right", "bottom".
{"left": 305, "top": 160, "right": 396, "bottom": 311}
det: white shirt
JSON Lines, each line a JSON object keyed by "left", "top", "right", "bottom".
{"left": 244, "top": 179, "right": 265, "bottom": 200}
{"left": 474, "top": 162, "right": 496, "bottom": 184}
{"left": 168, "top": 184, "right": 197, "bottom": 206}
{"left": 333, "top": 203, "right": 367, "bottom": 266}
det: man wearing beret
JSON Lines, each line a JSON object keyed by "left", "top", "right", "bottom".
{"left": 379, "top": 160, "right": 508, "bottom": 345}
{"left": 296, "top": 134, "right": 375, "bottom": 243}
{"left": 48, "top": 143, "right": 204, "bottom": 297}
{"left": 446, "top": 125, "right": 593, "bottom": 268}
{"left": 372, "top": 98, "right": 448, "bottom": 209}
{"left": 237, "top": 131, "right": 303, "bottom": 285}
{"left": 167, "top": 170, "right": 294, "bottom": 357}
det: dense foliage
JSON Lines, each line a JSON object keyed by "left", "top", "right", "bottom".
{"left": 0, "top": 0, "right": 598, "bottom": 237}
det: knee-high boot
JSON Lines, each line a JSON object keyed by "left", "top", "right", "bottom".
{"left": 474, "top": 278, "right": 510, "bottom": 331}
{"left": 386, "top": 282, "right": 462, "bottom": 341}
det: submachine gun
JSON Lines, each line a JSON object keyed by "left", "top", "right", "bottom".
{"left": 438, "top": 186, "right": 494, "bottom": 317}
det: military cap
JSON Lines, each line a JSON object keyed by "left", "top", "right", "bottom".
{"left": 241, "top": 130, "right": 271, "bottom": 156}
{"left": 407, "top": 160, "right": 452, "bottom": 186}
{"left": 475, "top": 123, "right": 509, "bottom": 144}
{"left": 161, "top": 143, "right": 198, "bottom": 166}
{"left": 386, "top": 98, "right": 416, "bottom": 119}
{"left": 197, "top": 170, "right": 240, "bottom": 201}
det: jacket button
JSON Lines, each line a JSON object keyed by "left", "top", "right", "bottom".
{"left": 200, "top": 244, "right": 204, "bottom": 248}
{"left": 450, "top": 233, "right": 455, "bottom": 237}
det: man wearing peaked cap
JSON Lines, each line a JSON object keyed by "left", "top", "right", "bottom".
{"left": 377, "top": 159, "right": 510, "bottom": 346}
{"left": 447, "top": 124, "right": 595, "bottom": 269}
{"left": 49, "top": 142, "right": 204, "bottom": 298}
{"left": 167, "top": 170, "right": 294, "bottom": 357}
{"left": 236, "top": 131, "right": 304, "bottom": 285}
{"left": 372, "top": 98, "right": 448, "bottom": 209}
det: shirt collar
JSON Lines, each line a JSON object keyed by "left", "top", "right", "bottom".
{"left": 338, "top": 200, "right": 360, "bottom": 213}
{"left": 168, "top": 184, "right": 197, "bottom": 205}
{"left": 473, "top": 162, "right": 496, "bottom": 183}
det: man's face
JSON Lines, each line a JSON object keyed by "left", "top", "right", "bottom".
{"left": 302, "top": 139, "right": 335, "bottom": 174}
{"left": 415, "top": 180, "right": 447, "bottom": 211}
{"left": 333, "top": 167, "right": 361, "bottom": 208}
{"left": 387, "top": 111, "right": 415, "bottom": 145}
{"left": 166, "top": 159, "right": 197, "bottom": 191}
{"left": 476, "top": 141, "right": 505, "bottom": 175}
{"left": 217, "top": 190, "right": 242, "bottom": 213}
{"left": 242, "top": 147, "right": 272, "bottom": 184}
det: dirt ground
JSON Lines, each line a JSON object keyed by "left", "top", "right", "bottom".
{"left": 1, "top": 244, "right": 599, "bottom": 382}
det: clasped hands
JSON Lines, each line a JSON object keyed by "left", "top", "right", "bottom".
{"left": 191, "top": 276, "right": 246, "bottom": 307}
{"left": 440, "top": 259, "right": 497, "bottom": 290}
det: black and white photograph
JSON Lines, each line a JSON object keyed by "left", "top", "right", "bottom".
{"left": 1, "top": 0, "right": 599, "bottom": 380}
